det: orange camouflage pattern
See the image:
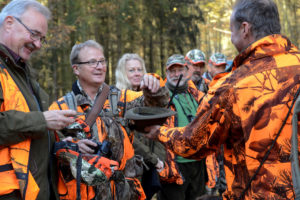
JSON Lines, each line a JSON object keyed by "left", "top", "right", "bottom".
{"left": 158, "top": 34, "right": 300, "bottom": 200}
{"left": 159, "top": 80, "right": 205, "bottom": 184}
{"left": 206, "top": 153, "right": 219, "bottom": 189}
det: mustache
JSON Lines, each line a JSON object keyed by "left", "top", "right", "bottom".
{"left": 169, "top": 76, "right": 186, "bottom": 84}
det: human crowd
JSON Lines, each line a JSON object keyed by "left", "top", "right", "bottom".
{"left": 0, "top": 0, "right": 299, "bottom": 200}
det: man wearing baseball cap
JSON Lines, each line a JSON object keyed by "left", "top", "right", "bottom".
{"left": 204, "top": 52, "right": 227, "bottom": 80}
{"left": 159, "top": 54, "right": 207, "bottom": 200}
{"left": 185, "top": 49, "right": 209, "bottom": 93}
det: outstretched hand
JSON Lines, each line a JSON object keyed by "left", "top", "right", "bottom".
{"left": 43, "top": 110, "right": 76, "bottom": 131}
{"left": 140, "top": 74, "right": 160, "bottom": 93}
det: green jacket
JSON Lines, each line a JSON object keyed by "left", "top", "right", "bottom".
{"left": 0, "top": 44, "right": 58, "bottom": 200}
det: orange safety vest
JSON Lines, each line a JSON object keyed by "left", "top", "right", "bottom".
{"left": 0, "top": 65, "right": 39, "bottom": 199}
{"left": 50, "top": 90, "right": 139, "bottom": 200}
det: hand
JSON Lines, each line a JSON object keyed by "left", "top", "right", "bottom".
{"left": 43, "top": 110, "right": 76, "bottom": 131}
{"left": 144, "top": 125, "right": 161, "bottom": 140}
{"left": 140, "top": 74, "right": 160, "bottom": 93}
{"left": 156, "top": 158, "right": 164, "bottom": 173}
{"left": 62, "top": 136, "right": 73, "bottom": 142}
{"left": 78, "top": 139, "right": 98, "bottom": 154}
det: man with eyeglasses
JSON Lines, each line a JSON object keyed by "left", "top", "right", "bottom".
{"left": 0, "top": 0, "right": 77, "bottom": 200}
{"left": 49, "top": 40, "right": 169, "bottom": 199}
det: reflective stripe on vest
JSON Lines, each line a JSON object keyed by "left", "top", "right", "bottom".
{"left": 0, "top": 65, "right": 39, "bottom": 199}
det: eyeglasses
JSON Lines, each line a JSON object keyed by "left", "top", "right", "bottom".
{"left": 14, "top": 17, "right": 47, "bottom": 44}
{"left": 75, "top": 59, "right": 107, "bottom": 68}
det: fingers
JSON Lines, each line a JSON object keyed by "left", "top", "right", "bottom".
{"left": 44, "top": 110, "right": 76, "bottom": 131}
{"left": 78, "top": 139, "right": 97, "bottom": 154}
{"left": 62, "top": 136, "right": 73, "bottom": 142}
{"left": 156, "top": 159, "right": 164, "bottom": 172}
{"left": 60, "top": 110, "right": 77, "bottom": 117}
{"left": 140, "top": 74, "right": 160, "bottom": 93}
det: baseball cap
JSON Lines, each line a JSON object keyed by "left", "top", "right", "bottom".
{"left": 166, "top": 54, "right": 186, "bottom": 70}
{"left": 185, "top": 49, "right": 206, "bottom": 64}
{"left": 209, "top": 53, "right": 227, "bottom": 66}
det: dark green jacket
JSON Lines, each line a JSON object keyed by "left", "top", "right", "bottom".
{"left": 0, "top": 44, "right": 58, "bottom": 200}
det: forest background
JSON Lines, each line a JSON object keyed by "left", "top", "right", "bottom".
{"left": 0, "top": 0, "right": 299, "bottom": 102}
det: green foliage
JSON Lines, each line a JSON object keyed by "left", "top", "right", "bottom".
{"left": 0, "top": 0, "right": 299, "bottom": 102}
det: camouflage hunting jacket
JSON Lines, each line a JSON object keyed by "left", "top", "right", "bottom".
{"left": 50, "top": 80, "right": 169, "bottom": 200}
{"left": 157, "top": 34, "right": 300, "bottom": 200}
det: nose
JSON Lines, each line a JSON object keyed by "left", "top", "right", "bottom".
{"left": 175, "top": 70, "right": 183, "bottom": 77}
{"left": 33, "top": 39, "right": 42, "bottom": 49}
{"left": 134, "top": 70, "right": 142, "bottom": 76}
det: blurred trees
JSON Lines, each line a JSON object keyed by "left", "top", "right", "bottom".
{"left": 0, "top": 0, "right": 299, "bottom": 101}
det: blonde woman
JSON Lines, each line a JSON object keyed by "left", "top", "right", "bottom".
{"left": 115, "top": 53, "right": 166, "bottom": 199}
{"left": 115, "top": 53, "right": 147, "bottom": 91}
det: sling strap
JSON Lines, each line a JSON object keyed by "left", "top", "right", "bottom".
{"left": 238, "top": 86, "right": 300, "bottom": 200}
{"left": 167, "top": 74, "right": 183, "bottom": 108}
{"left": 85, "top": 83, "right": 110, "bottom": 127}
{"left": 291, "top": 88, "right": 300, "bottom": 200}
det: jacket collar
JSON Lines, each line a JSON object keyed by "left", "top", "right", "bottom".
{"left": 232, "top": 34, "right": 296, "bottom": 71}
{"left": 0, "top": 44, "right": 28, "bottom": 71}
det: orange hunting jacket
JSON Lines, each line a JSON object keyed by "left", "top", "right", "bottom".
{"left": 158, "top": 34, "right": 300, "bottom": 200}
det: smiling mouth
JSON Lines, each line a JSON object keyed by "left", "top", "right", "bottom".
{"left": 25, "top": 43, "right": 35, "bottom": 53}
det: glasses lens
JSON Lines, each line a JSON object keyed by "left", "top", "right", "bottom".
{"left": 31, "top": 34, "right": 46, "bottom": 44}
{"left": 100, "top": 60, "right": 106, "bottom": 65}
{"left": 15, "top": 17, "right": 47, "bottom": 44}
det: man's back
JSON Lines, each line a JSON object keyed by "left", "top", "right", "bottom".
{"left": 197, "top": 34, "right": 300, "bottom": 199}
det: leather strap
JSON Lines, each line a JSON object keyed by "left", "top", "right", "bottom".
{"left": 85, "top": 83, "right": 110, "bottom": 127}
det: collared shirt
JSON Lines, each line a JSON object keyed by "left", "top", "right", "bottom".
{"left": 2, "top": 44, "right": 26, "bottom": 67}
{"left": 76, "top": 80, "right": 103, "bottom": 106}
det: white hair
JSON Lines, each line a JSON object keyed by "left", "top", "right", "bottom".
{"left": 0, "top": 0, "right": 51, "bottom": 27}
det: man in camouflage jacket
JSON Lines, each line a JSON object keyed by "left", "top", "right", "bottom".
{"left": 146, "top": 0, "right": 300, "bottom": 199}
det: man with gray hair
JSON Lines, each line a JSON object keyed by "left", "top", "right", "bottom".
{"left": 49, "top": 39, "right": 169, "bottom": 199}
{"left": 145, "top": 0, "right": 300, "bottom": 199}
{"left": 0, "top": 0, "right": 76, "bottom": 199}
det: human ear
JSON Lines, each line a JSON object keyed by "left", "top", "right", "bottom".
{"left": 3, "top": 16, "right": 14, "bottom": 32}
{"left": 241, "top": 22, "right": 251, "bottom": 39}
{"left": 72, "top": 65, "right": 79, "bottom": 75}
